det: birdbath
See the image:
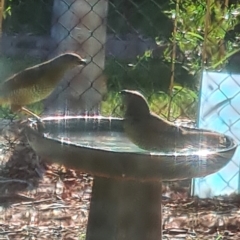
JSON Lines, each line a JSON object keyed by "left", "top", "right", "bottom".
{"left": 25, "top": 116, "right": 237, "bottom": 240}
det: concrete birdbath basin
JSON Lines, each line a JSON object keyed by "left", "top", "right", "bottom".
{"left": 25, "top": 116, "right": 237, "bottom": 240}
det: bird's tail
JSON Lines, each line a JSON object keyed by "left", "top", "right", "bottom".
{"left": 182, "top": 128, "right": 228, "bottom": 149}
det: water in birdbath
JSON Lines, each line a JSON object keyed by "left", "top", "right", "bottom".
{"left": 26, "top": 116, "right": 237, "bottom": 181}
{"left": 48, "top": 131, "right": 145, "bottom": 153}
{"left": 39, "top": 116, "right": 232, "bottom": 156}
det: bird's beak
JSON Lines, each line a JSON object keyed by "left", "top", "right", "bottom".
{"left": 80, "top": 58, "right": 90, "bottom": 66}
{"left": 119, "top": 90, "right": 127, "bottom": 95}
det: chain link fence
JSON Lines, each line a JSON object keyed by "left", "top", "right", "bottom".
{"left": 0, "top": 0, "right": 239, "bottom": 238}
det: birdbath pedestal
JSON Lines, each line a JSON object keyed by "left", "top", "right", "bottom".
{"left": 25, "top": 116, "right": 237, "bottom": 240}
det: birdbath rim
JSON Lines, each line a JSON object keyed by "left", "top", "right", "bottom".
{"left": 25, "top": 116, "right": 237, "bottom": 181}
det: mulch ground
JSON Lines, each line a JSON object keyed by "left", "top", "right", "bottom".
{"left": 0, "top": 121, "right": 239, "bottom": 240}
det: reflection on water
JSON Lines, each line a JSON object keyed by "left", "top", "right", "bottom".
{"left": 47, "top": 132, "right": 146, "bottom": 153}
{"left": 46, "top": 131, "right": 224, "bottom": 155}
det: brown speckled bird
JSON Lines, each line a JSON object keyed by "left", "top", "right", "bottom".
{"left": 121, "top": 90, "right": 226, "bottom": 152}
{"left": 0, "top": 53, "right": 87, "bottom": 119}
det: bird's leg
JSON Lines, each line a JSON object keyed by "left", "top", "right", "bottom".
{"left": 10, "top": 105, "right": 45, "bottom": 134}
{"left": 20, "top": 107, "right": 42, "bottom": 121}
{"left": 11, "top": 104, "right": 42, "bottom": 121}
{"left": 20, "top": 107, "right": 46, "bottom": 134}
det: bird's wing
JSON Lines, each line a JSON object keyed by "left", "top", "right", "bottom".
{"left": 0, "top": 64, "right": 50, "bottom": 97}
{"left": 128, "top": 114, "right": 179, "bottom": 136}
{"left": 125, "top": 115, "right": 183, "bottom": 151}
{"left": 149, "top": 114, "right": 179, "bottom": 133}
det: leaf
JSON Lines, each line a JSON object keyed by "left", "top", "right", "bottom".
{"left": 186, "top": 32, "right": 204, "bottom": 41}
{"left": 211, "top": 47, "right": 240, "bottom": 69}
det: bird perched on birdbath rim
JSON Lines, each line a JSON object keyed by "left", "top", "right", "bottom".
{"left": 0, "top": 53, "right": 88, "bottom": 120}
{"left": 121, "top": 90, "right": 226, "bottom": 152}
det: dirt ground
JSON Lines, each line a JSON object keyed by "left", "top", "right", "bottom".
{"left": 0, "top": 121, "right": 239, "bottom": 240}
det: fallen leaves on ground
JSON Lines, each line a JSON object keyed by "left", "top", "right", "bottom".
{"left": 0, "top": 120, "right": 238, "bottom": 239}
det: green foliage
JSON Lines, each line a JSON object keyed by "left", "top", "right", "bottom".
{"left": 150, "top": 86, "right": 198, "bottom": 120}
{"left": 78, "top": 233, "right": 86, "bottom": 240}
{"left": 3, "top": 0, "right": 53, "bottom": 34}
{"left": 164, "top": 0, "right": 240, "bottom": 73}
{"left": 101, "top": 91, "right": 122, "bottom": 117}
{"left": 103, "top": 56, "right": 199, "bottom": 120}
{"left": 105, "top": 56, "right": 196, "bottom": 93}
{"left": 101, "top": 86, "right": 198, "bottom": 121}
{"left": 3, "top": 0, "right": 12, "bottom": 18}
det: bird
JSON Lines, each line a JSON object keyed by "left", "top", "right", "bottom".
{"left": 120, "top": 90, "right": 226, "bottom": 152}
{"left": 0, "top": 53, "right": 88, "bottom": 120}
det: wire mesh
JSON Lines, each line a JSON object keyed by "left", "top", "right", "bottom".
{"left": 0, "top": 0, "right": 239, "bottom": 239}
